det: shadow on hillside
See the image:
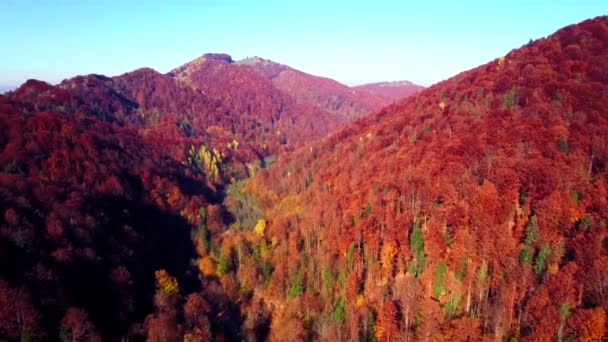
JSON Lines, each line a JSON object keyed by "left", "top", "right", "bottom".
{"left": 53, "top": 196, "right": 200, "bottom": 339}
{"left": 80, "top": 195, "right": 246, "bottom": 340}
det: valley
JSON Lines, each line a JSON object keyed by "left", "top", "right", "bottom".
{"left": 0, "top": 15, "right": 607, "bottom": 342}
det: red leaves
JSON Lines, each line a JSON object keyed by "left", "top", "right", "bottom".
{"left": 567, "top": 307, "right": 606, "bottom": 341}
{"left": 0, "top": 281, "right": 40, "bottom": 340}
{"left": 375, "top": 300, "right": 399, "bottom": 342}
{"left": 110, "top": 266, "right": 131, "bottom": 284}
{"left": 3, "top": 208, "right": 18, "bottom": 226}
{"left": 144, "top": 312, "right": 180, "bottom": 342}
{"left": 61, "top": 307, "right": 100, "bottom": 342}
{"left": 184, "top": 293, "right": 211, "bottom": 326}
{"left": 45, "top": 213, "right": 64, "bottom": 241}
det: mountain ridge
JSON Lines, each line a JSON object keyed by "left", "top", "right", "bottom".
{"left": 353, "top": 80, "right": 425, "bottom": 103}
{"left": 11, "top": 52, "right": 422, "bottom": 165}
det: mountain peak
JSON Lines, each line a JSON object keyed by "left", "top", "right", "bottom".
{"left": 236, "top": 56, "right": 272, "bottom": 65}
{"left": 127, "top": 67, "right": 161, "bottom": 75}
{"left": 200, "top": 53, "right": 233, "bottom": 63}
{"left": 17, "top": 79, "right": 53, "bottom": 91}
{"left": 167, "top": 53, "right": 233, "bottom": 82}
{"left": 115, "top": 67, "right": 164, "bottom": 83}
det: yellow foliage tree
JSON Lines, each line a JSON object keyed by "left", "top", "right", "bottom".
{"left": 380, "top": 241, "right": 397, "bottom": 271}
{"left": 187, "top": 144, "right": 222, "bottom": 179}
{"left": 356, "top": 294, "right": 364, "bottom": 308}
{"left": 254, "top": 219, "right": 266, "bottom": 236}
{"left": 198, "top": 256, "right": 216, "bottom": 277}
{"left": 155, "top": 269, "right": 179, "bottom": 295}
{"left": 497, "top": 56, "right": 506, "bottom": 67}
{"left": 227, "top": 139, "right": 239, "bottom": 150}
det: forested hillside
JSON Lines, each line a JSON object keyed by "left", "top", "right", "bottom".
{"left": 237, "top": 56, "right": 389, "bottom": 121}
{"left": 245, "top": 16, "right": 608, "bottom": 340}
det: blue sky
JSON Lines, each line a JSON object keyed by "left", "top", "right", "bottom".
{"left": 0, "top": 1, "right": 605, "bottom": 89}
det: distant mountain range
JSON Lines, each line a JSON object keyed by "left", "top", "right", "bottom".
{"left": 353, "top": 80, "right": 425, "bottom": 102}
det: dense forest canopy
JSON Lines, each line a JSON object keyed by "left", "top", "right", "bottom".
{"left": 249, "top": 16, "right": 608, "bottom": 341}
{"left": 0, "top": 15, "right": 607, "bottom": 341}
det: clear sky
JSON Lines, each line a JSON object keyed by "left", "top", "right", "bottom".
{"left": 0, "top": 0, "right": 605, "bottom": 89}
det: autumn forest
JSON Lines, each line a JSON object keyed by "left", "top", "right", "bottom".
{"left": 1, "top": 16, "right": 608, "bottom": 341}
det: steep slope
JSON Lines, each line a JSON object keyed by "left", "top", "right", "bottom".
{"left": 167, "top": 53, "right": 338, "bottom": 144}
{"left": 243, "top": 16, "right": 608, "bottom": 341}
{"left": 9, "top": 65, "right": 315, "bottom": 180}
{"left": 353, "top": 80, "right": 425, "bottom": 103}
{"left": 0, "top": 93, "right": 245, "bottom": 340}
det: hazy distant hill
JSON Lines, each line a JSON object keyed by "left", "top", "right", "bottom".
{"left": 353, "top": 80, "right": 425, "bottom": 102}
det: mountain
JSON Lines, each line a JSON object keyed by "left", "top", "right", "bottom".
{"left": 1, "top": 16, "right": 606, "bottom": 341}
{"left": 167, "top": 53, "right": 333, "bottom": 142}
{"left": 236, "top": 56, "right": 389, "bottom": 120}
{"left": 10, "top": 53, "right": 404, "bottom": 170}
{"left": 245, "top": 16, "right": 608, "bottom": 340}
{"left": 0, "top": 53, "right": 414, "bottom": 340}
{"left": 353, "top": 80, "right": 425, "bottom": 103}
{"left": 1, "top": 69, "right": 271, "bottom": 339}
{"left": 167, "top": 53, "right": 404, "bottom": 142}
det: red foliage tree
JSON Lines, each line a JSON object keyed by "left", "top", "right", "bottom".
{"left": 60, "top": 307, "right": 101, "bottom": 342}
